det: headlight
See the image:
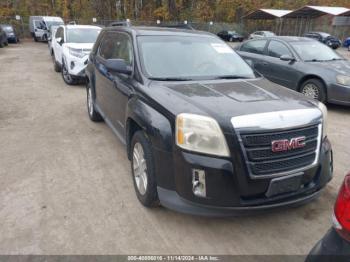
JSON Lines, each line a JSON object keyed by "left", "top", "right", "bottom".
{"left": 336, "top": 75, "right": 350, "bottom": 86}
{"left": 318, "top": 102, "right": 328, "bottom": 138}
{"left": 68, "top": 47, "right": 86, "bottom": 58}
{"left": 176, "top": 113, "right": 230, "bottom": 157}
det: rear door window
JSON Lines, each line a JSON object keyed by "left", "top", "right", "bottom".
{"left": 267, "top": 40, "right": 292, "bottom": 58}
{"left": 240, "top": 40, "right": 267, "bottom": 55}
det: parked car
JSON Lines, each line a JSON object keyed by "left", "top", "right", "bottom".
{"left": 249, "top": 31, "right": 275, "bottom": 39}
{"left": 0, "top": 24, "right": 19, "bottom": 43}
{"left": 306, "top": 172, "right": 350, "bottom": 262}
{"left": 29, "top": 16, "right": 64, "bottom": 42}
{"left": 217, "top": 30, "right": 243, "bottom": 42}
{"left": 236, "top": 37, "right": 350, "bottom": 105}
{"left": 0, "top": 26, "right": 8, "bottom": 47}
{"left": 51, "top": 25, "right": 101, "bottom": 85}
{"left": 343, "top": 37, "right": 350, "bottom": 50}
{"left": 85, "top": 26, "right": 332, "bottom": 216}
{"left": 304, "top": 32, "right": 341, "bottom": 49}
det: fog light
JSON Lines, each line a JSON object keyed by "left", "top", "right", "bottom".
{"left": 192, "top": 169, "right": 206, "bottom": 198}
{"left": 70, "top": 61, "right": 75, "bottom": 70}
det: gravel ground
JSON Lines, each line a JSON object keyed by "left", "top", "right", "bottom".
{"left": 0, "top": 40, "right": 349, "bottom": 255}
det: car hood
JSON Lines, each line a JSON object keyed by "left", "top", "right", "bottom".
{"left": 146, "top": 78, "right": 318, "bottom": 128}
{"left": 310, "top": 60, "right": 350, "bottom": 75}
{"left": 64, "top": 43, "right": 94, "bottom": 50}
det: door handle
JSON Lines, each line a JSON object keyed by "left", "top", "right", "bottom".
{"left": 262, "top": 62, "right": 268, "bottom": 66}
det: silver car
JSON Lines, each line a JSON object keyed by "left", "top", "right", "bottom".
{"left": 249, "top": 31, "right": 275, "bottom": 39}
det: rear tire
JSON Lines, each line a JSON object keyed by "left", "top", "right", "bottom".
{"left": 300, "top": 78, "right": 327, "bottom": 103}
{"left": 52, "top": 52, "right": 61, "bottom": 72}
{"left": 131, "top": 131, "right": 159, "bottom": 208}
{"left": 86, "top": 82, "right": 103, "bottom": 122}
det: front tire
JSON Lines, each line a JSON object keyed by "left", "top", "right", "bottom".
{"left": 61, "top": 60, "right": 76, "bottom": 85}
{"left": 300, "top": 79, "right": 326, "bottom": 103}
{"left": 86, "top": 82, "right": 103, "bottom": 122}
{"left": 131, "top": 131, "right": 159, "bottom": 207}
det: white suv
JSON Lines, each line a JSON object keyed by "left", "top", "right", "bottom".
{"left": 52, "top": 25, "right": 101, "bottom": 85}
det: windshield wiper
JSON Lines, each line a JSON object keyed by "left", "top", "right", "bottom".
{"left": 213, "top": 75, "right": 251, "bottom": 80}
{"left": 304, "top": 59, "right": 324, "bottom": 62}
{"left": 305, "top": 58, "right": 344, "bottom": 62}
{"left": 149, "top": 77, "right": 193, "bottom": 81}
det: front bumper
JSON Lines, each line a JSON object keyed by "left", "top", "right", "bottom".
{"left": 7, "top": 35, "right": 17, "bottom": 42}
{"left": 306, "top": 228, "right": 350, "bottom": 262}
{"left": 158, "top": 187, "right": 322, "bottom": 217}
{"left": 328, "top": 83, "right": 350, "bottom": 106}
{"left": 155, "top": 138, "right": 333, "bottom": 217}
{"left": 65, "top": 55, "right": 89, "bottom": 77}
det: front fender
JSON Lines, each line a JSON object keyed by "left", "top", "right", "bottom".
{"left": 126, "top": 97, "right": 173, "bottom": 153}
{"left": 126, "top": 97, "right": 175, "bottom": 189}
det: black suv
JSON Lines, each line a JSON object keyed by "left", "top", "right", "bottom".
{"left": 304, "top": 32, "right": 341, "bottom": 49}
{"left": 85, "top": 27, "right": 333, "bottom": 216}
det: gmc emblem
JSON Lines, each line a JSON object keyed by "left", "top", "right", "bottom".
{"left": 271, "top": 137, "right": 306, "bottom": 153}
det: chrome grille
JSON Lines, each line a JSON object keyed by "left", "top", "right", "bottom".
{"left": 239, "top": 124, "right": 321, "bottom": 178}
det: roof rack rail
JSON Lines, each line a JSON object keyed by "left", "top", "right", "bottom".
{"left": 109, "top": 20, "right": 131, "bottom": 27}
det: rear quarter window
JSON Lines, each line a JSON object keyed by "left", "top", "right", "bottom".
{"left": 240, "top": 40, "right": 267, "bottom": 55}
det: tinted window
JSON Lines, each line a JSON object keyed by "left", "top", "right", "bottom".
{"left": 240, "top": 40, "right": 267, "bottom": 54}
{"left": 99, "top": 32, "right": 133, "bottom": 66}
{"left": 267, "top": 41, "right": 292, "bottom": 58}
{"left": 290, "top": 41, "right": 341, "bottom": 61}
{"left": 55, "top": 27, "right": 63, "bottom": 38}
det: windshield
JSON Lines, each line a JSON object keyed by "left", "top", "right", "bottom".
{"left": 2, "top": 26, "right": 13, "bottom": 33}
{"left": 45, "top": 21, "right": 64, "bottom": 29}
{"left": 137, "top": 35, "right": 256, "bottom": 80}
{"left": 291, "top": 41, "right": 342, "bottom": 61}
{"left": 66, "top": 28, "right": 100, "bottom": 43}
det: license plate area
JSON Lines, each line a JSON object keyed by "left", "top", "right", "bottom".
{"left": 265, "top": 173, "right": 303, "bottom": 198}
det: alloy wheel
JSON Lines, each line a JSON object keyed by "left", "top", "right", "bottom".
{"left": 302, "top": 83, "right": 319, "bottom": 100}
{"left": 133, "top": 142, "right": 148, "bottom": 195}
{"left": 87, "top": 87, "right": 93, "bottom": 117}
{"left": 62, "top": 63, "right": 72, "bottom": 83}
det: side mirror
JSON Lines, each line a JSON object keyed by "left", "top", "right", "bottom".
{"left": 104, "top": 59, "right": 132, "bottom": 75}
{"left": 56, "top": 37, "right": 63, "bottom": 45}
{"left": 280, "top": 54, "right": 295, "bottom": 62}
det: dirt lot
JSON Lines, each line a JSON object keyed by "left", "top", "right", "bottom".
{"left": 0, "top": 41, "right": 349, "bottom": 255}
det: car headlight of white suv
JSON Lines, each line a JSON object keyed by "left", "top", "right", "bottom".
{"left": 176, "top": 113, "right": 230, "bottom": 157}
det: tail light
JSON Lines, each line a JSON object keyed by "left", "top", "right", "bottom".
{"left": 333, "top": 173, "right": 350, "bottom": 242}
